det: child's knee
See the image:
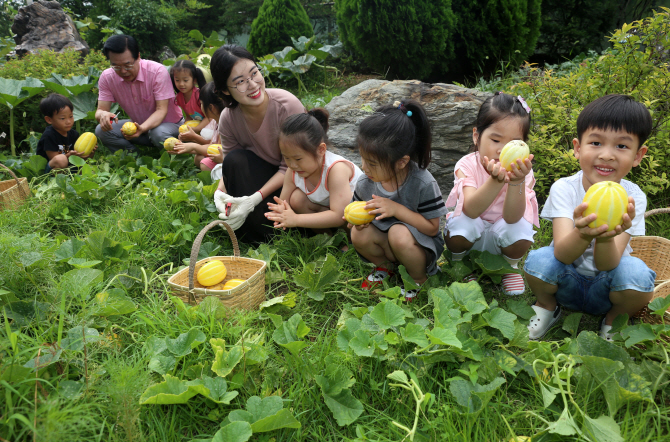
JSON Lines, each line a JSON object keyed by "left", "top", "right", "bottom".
{"left": 524, "top": 246, "right": 566, "bottom": 284}
{"left": 50, "top": 155, "right": 69, "bottom": 169}
{"left": 289, "top": 189, "right": 309, "bottom": 212}
{"left": 446, "top": 214, "right": 484, "bottom": 243}
{"left": 388, "top": 224, "right": 414, "bottom": 250}
{"left": 609, "top": 256, "right": 656, "bottom": 293}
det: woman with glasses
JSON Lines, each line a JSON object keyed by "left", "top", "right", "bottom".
{"left": 95, "top": 35, "right": 183, "bottom": 153}
{"left": 210, "top": 44, "right": 306, "bottom": 244}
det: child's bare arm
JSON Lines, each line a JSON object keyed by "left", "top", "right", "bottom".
{"left": 459, "top": 158, "right": 507, "bottom": 219}
{"left": 365, "top": 195, "right": 440, "bottom": 236}
{"left": 502, "top": 156, "right": 534, "bottom": 224}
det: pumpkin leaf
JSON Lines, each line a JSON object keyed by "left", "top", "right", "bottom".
{"left": 210, "top": 338, "right": 243, "bottom": 377}
{"left": 272, "top": 313, "right": 310, "bottom": 355}
{"left": 165, "top": 329, "right": 207, "bottom": 357}
{"left": 293, "top": 254, "right": 340, "bottom": 301}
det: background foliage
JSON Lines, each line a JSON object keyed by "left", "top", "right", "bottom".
{"left": 247, "top": 0, "right": 314, "bottom": 56}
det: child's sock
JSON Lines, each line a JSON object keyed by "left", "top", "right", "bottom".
{"left": 502, "top": 254, "right": 524, "bottom": 295}
{"left": 451, "top": 250, "right": 468, "bottom": 262}
{"left": 502, "top": 254, "right": 521, "bottom": 269}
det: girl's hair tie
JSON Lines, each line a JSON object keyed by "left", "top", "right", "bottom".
{"left": 495, "top": 91, "right": 503, "bottom": 96}
{"left": 393, "top": 100, "right": 413, "bottom": 117}
{"left": 517, "top": 95, "right": 531, "bottom": 114}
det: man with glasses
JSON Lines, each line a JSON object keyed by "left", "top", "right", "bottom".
{"left": 95, "top": 34, "right": 183, "bottom": 153}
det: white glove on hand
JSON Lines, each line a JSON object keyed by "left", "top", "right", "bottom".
{"left": 214, "top": 190, "right": 234, "bottom": 214}
{"left": 219, "top": 191, "right": 263, "bottom": 230}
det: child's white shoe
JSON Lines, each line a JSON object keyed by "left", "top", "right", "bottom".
{"left": 401, "top": 285, "right": 421, "bottom": 302}
{"left": 502, "top": 273, "right": 525, "bottom": 295}
{"left": 600, "top": 318, "right": 617, "bottom": 341}
{"left": 528, "top": 304, "right": 561, "bottom": 340}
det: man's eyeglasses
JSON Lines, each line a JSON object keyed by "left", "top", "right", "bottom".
{"left": 111, "top": 63, "right": 135, "bottom": 72}
{"left": 229, "top": 68, "right": 263, "bottom": 93}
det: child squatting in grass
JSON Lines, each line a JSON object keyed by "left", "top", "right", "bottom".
{"left": 37, "top": 93, "right": 97, "bottom": 173}
{"left": 524, "top": 94, "right": 656, "bottom": 341}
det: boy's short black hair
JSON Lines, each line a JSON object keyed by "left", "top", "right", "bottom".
{"left": 103, "top": 34, "right": 140, "bottom": 60}
{"left": 577, "top": 94, "right": 653, "bottom": 147}
{"left": 39, "top": 93, "right": 73, "bottom": 118}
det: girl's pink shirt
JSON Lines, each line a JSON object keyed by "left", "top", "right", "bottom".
{"left": 445, "top": 152, "right": 540, "bottom": 227}
{"left": 175, "top": 87, "right": 204, "bottom": 121}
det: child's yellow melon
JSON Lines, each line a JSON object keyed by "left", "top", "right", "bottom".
{"left": 179, "top": 120, "right": 200, "bottom": 134}
{"left": 164, "top": 137, "right": 179, "bottom": 151}
{"left": 582, "top": 181, "right": 628, "bottom": 231}
{"left": 74, "top": 132, "right": 97, "bottom": 155}
{"left": 344, "top": 201, "right": 375, "bottom": 225}
{"left": 207, "top": 144, "right": 222, "bottom": 156}
{"left": 197, "top": 261, "right": 227, "bottom": 287}
{"left": 499, "top": 140, "right": 530, "bottom": 171}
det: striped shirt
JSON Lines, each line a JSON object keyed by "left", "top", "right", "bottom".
{"left": 98, "top": 59, "right": 182, "bottom": 125}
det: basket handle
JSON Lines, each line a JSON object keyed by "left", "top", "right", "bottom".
{"left": 187, "top": 220, "right": 240, "bottom": 299}
{"left": 645, "top": 208, "right": 670, "bottom": 218}
{"left": 0, "top": 163, "right": 26, "bottom": 198}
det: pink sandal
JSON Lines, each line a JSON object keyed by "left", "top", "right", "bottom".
{"left": 362, "top": 267, "right": 394, "bottom": 290}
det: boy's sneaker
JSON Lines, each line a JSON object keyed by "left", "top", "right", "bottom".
{"left": 528, "top": 304, "right": 562, "bottom": 340}
{"left": 361, "top": 267, "right": 394, "bottom": 290}
{"left": 600, "top": 318, "right": 618, "bottom": 342}
{"left": 401, "top": 285, "right": 421, "bottom": 302}
{"left": 502, "top": 273, "right": 525, "bottom": 295}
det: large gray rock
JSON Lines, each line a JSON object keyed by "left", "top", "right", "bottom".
{"left": 12, "top": 1, "right": 89, "bottom": 58}
{"left": 325, "top": 79, "right": 491, "bottom": 196}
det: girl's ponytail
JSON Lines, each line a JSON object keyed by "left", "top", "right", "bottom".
{"left": 401, "top": 100, "right": 431, "bottom": 169}
{"left": 307, "top": 107, "right": 329, "bottom": 133}
{"left": 280, "top": 109, "right": 329, "bottom": 157}
{"left": 194, "top": 67, "right": 207, "bottom": 89}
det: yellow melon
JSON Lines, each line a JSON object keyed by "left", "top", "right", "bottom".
{"left": 163, "top": 137, "right": 179, "bottom": 151}
{"left": 499, "top": 140, "right": 530, "bottom": 171}
{"left": 74, "top": 132, "right": 97, "bottom": 155}
{"left": 121, "top": 122, "right": 137, "bottom": 136}
{"left": 207, "top": 144, "right": 222, "bottom": 156}
{"left": 344, "top": 201, "right": 375, "bottom": 225}
{"left": 197, "top": 261, "right": 227, "bottom": 287}
{"left": 223, "top": 279, "right": 246, "bottom": 290}
{"left": 179, "top": 120, "right": 200, "bottom": 134}
{"left": 582, "top": 181, "right": 628, "bottom": 231}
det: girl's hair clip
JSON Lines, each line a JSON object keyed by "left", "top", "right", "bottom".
{"left": 517, "top": 95, "right": 532, "bottom": 114}
{"left": 495, "top": 91, "right": 503, "bottom": 96}
{"left": 393, "top": 100, "right": 412, "bottom": 117}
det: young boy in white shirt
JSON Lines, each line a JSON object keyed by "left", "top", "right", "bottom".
{"left": 524, "top": 94, "right": 656, "bottom": 341}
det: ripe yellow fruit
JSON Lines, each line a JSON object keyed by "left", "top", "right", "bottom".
{"left": 207, "top": 144, "right": 222, "bottom": 156}
{"left": 121, "top": 122, "right": 137, "bottom": 136}
{"left": 164, "top": 137, "right": 179, "bottom": 151}
{"left": 344, "top": 201, "right": 375, "bottom": 225}
{"left": 197, "top": 261, "right": 227, "bottom": 287}
{"left": 179, "top": 120, "right": 200, "bottom": 134}
{"left": 223, "top": 279, "right": 246, "bottom": 290}
{"left": 582, "top": 181, "right": 628, "bottom": 231}
{"left": 499, "top": 140, "right": 530, "bottom": 171}
{"left": 74, "top": 132, "right": 97, "bottom": 155}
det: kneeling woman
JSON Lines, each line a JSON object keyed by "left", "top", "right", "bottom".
{"left": 211, "top": 44, "right": 305, "bottom": 243}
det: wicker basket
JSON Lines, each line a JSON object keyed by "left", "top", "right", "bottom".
{"left": 630, "top": 208, "right": 670, "bottom": 324}
{"left": 167, "top": 220, "right": 266, "bottom": 310}
{"left": 0, "top": 163, "right": 30, "bottom": 210}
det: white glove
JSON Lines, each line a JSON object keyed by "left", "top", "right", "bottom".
{"left": 220, "top": 191, "right": 263, "bottom": 230}
{"left": 214, "top": 190, "right": 234, "bottom": 214}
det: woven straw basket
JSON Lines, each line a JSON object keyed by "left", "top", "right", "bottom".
{"left": 630, "top": 208, "right": 670, "bottom": 324}
{"left": 167, "top": 220, "right": 266, "bottom": 310}
{"left": 0, "top": 163, "right": 30, "bottom": 210}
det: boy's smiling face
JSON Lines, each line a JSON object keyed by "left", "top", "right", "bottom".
{"left": 573, "top": 127, "right": 647, "bottom": 190}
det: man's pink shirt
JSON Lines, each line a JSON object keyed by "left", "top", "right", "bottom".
{"left": 98, "top": 59, "right": 182, "bottom": 125}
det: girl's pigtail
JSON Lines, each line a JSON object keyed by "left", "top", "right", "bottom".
{"left": 402, "top": 100, "right": 432, "bottom": 169}
{"left": 307, "top": 108, "right": 329, "bottom": 133}
{"left": 194, "top": 68, "right": 207, "bottom": 89}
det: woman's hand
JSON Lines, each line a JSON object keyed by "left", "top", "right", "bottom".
{"left": 481, "top": 155, "right": 507, "bottom": 184}
{"left": 265, "top": 197, "right": 297, "bottom": 229}
{"left": 365, "top": 194, "right": 401, "bottom": 220}
{"left": 507, "top": 154, "right": 534, "bottom": 182}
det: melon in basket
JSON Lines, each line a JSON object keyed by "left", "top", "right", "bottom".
{"left": 223, "top": 279, "right": 245, "bottom": 290}
{"left": 197, "top": 261, "right": 227, "bottom": 286}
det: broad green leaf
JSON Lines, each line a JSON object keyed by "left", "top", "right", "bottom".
{"left": 546, "top": 407, "right": 579, "bottom": 436}
{"left": 337, "top": 318, "right": 362, "bottom": 352}
{"left": 567, "top": 331, "right": 630, "bottom": 363}
{"left": 370, "top": 299, "right": 406, "bottom": 329}
{"left": 443, "top": 260, "right": 474, "bottom": 282}
{"left": 69, "top": 156, "right": 86, "bottom": 167}
{"left": 540, "top": 382, "right": 560, "bottom": 408}
{"left": 506, "top": 300, "right": 536, "bottom": 320}
{"left": 3, "top": 301, "right": 50, "bottom": 327}
{"left": 482, "top": 308, "right": 517, "bottom": 340}
{"left": 210, "top": 338, "right": 244, "bottom": 377}
{"left": 198, "top": 376, "right": 238, "bottom": 404}
{"left": 168, "top": 190, "right": 189, "bottom": 204}
{"left": 117, "top": 218, "right": 145, "bottom": 233}
{"left": 251, "top": 408, "right": 301, "bottom": 432}
{"left": 293, "top": 254, "right": 340, "bottom": 301}
{"left": 60, "top": 268, "right": 104, "bottom": 299}
{"left": 272, "top": 313, "right": 310, "bottom": 355}
{"left": 387, "top": 370, "right": 409, "bottom": 384}
{"left": 211, "top": 421, "right": 252, "bottom": 442}
{"left": 67, "top": 258, "right": 102, "bottom": 269}
{"left": 92, "top": 288, "right": 137, "bottom": 316}
{"left": 189, "top": 29, "right": 204, "bottom": 41}
{"left": 239, "top": 342, "right": 268, "bottom": 365}
{"left": 166, "top": 329, "right": 207, "bottom": 357}
{"left": 562, "top": 312, "right": 582, "bottom": 337}
{"left": 649, "top": 296, "right": 670, "bottom": 315}
{"left": 582, "top": 415, "right": 623, "bottom": 442}
{"left": 228, "top": 410, "right": 254, "bottom": 424}
{"left": 493, "top": 349, "right": 518, "bottom": 376}
{"left": 70, "top": 91, "right": 99, "bottom": 122}
{"left": 196, "top": 296, "right": 226, "bottom": 319}
{"left": 246, "top": 395, "right": 283, "bottom": 422}
{"left": 0, "top": 77, "right": 44, "bottom": 108}
{"left": 43, "top": 73, "right": 97, "bottom": 96}
{"left": 427, "top": 327, "right": 462, "bottom": 348}
{"left": 318, "top": 363, "right": 356, "bottom": 396}
{"left": 60, "top": 326, "right": 101, "bottom": 351}
{"left": 400, "top": 322, "right": 429, "bottom": 347}
{"left": 621, "top": 323, "right": 657, "bottom": 347}
{"left": 148, "top": 354, "right": 177, "bottom": 375}
{"left": 471, "top": 250, "right": 518, "bottom": 283}
{"left": 55, "top": 238, "right": 85, "bottom": 262}
{"left": 450, "top": 282, "right": 488, "bottom": 315}
{"left": 449, "top": 377, "right": 505, "bottom": 414}
{"left": 379, "top": 286, "right": 402, "bottom": 299}
{"left": 316, "top": 375, "right": 364, "bottom": 426}
{"left": 19, "top": 251, "right": 42, "bottom": 267}
{"left": 450, "top": 337, "right": 483, "bottom": 361}
{"left": 385, "top": 331, "right": 400, "bottom": 345}
{"left": 139, "top": 374, "right": 201, "bottom": 404}
{"left": 145, "top": 335, "right": 168, "bottom": 356}
{"left": 58, "top": 380, "right": 84, "bottom": 400}
{"left": 349, "top": 330, "right": 375, "bottom": 357}
{"left": 398, "top": 265, "right": 420, "bottom": 291}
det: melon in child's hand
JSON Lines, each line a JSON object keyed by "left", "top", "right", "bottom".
{"left": 582, "top": 181, "right": 628, "bottom": 231}
{"left": 74, "top": 132, "right": 97, "bottom": 155}
{"left": 179, "top": 120, "right": 200, "bottom": 134}
{"left": 197, "top": 260, "right": 227, "bottom": 287}
{"left": 499, "top": 140, "right": 530, "bottom": 171}
{"left": 207, "top": 144, "right": 222, "bottom": 156}
{"left": 121, "top": 122, "right": 137, "bottom": 136}
{"left": 344, "top": 201, "right": 375, "bottom": 225}
{"left": 163, "top": 137, "right": 179, "bottom": 151}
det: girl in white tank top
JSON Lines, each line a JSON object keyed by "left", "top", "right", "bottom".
{"left": 265, "top": 109, "right": 363, "bottom": 231}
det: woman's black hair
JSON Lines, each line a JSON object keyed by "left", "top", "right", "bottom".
{"left": 103, "top": 34, "right": 139, "bottom": 60}
{"left": 472, "top": 92, "right": 531, "bottom": 152}
{"left": 170, "top": 60, "right": 207, "bottom": 92}
{"left": 210, "top": 44, "right": 257, "bottom": 109}
{"left": 280, "top": 108, "right": 329, "bottom": 157}
{"left": 199, "top": 82, "right": 225, "bottom": 116}
{"left": 357, "top": 100, "right": 431, "bottom": 186}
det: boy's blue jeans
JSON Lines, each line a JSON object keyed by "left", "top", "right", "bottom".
{"left": 524, "top": 246, "right": 656, "bottom": 315}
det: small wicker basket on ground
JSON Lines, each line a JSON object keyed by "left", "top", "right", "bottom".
{"left": 0, "top": 163, "right": 30, "bottom": 210}
{"left": 167, "top": 220, "right": 266, "bottom": 310}
{"left": 631, "top": 208, "right": 670, "bottom": 324}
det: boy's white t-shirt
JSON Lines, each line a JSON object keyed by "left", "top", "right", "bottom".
{"left": 541, "top": 170, "right": 646, "bottom": 276}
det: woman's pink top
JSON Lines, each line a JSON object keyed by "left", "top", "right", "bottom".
{"left": 445, "top": 152, "right": 539, "bottom": 227}
{"left": 217, "top": 88, "right": 305, "bottom": 172}
{"left": 175, "top": 88, "right": 205, "bottom": 121}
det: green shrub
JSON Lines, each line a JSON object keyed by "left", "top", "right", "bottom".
{"left": 509, "top": 8, "right": 670, "bottom": 203}
{"left": 334, "top": 0, "right": 456, "bottom": 80}
{"left": 451, "top": 0, "right": 541, "bottom": 78}
{"left": 108, "top": 0, "right": 176, "bottom": 57}
{"left": 247, "top": 0, "right": 314, "bottom": 56}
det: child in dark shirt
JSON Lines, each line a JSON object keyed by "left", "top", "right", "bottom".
{"left": 37, "top": 94, "right": 96, "bottom": 173}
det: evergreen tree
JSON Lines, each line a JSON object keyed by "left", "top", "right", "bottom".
{"left": 335, "top": 0, "right": 456, "bottom": 80}
{"left": 450, "top": 0, "right": 542, "bottom": 78}
{"left": 247, "top": 0, "right": 314, "bottom": 56}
